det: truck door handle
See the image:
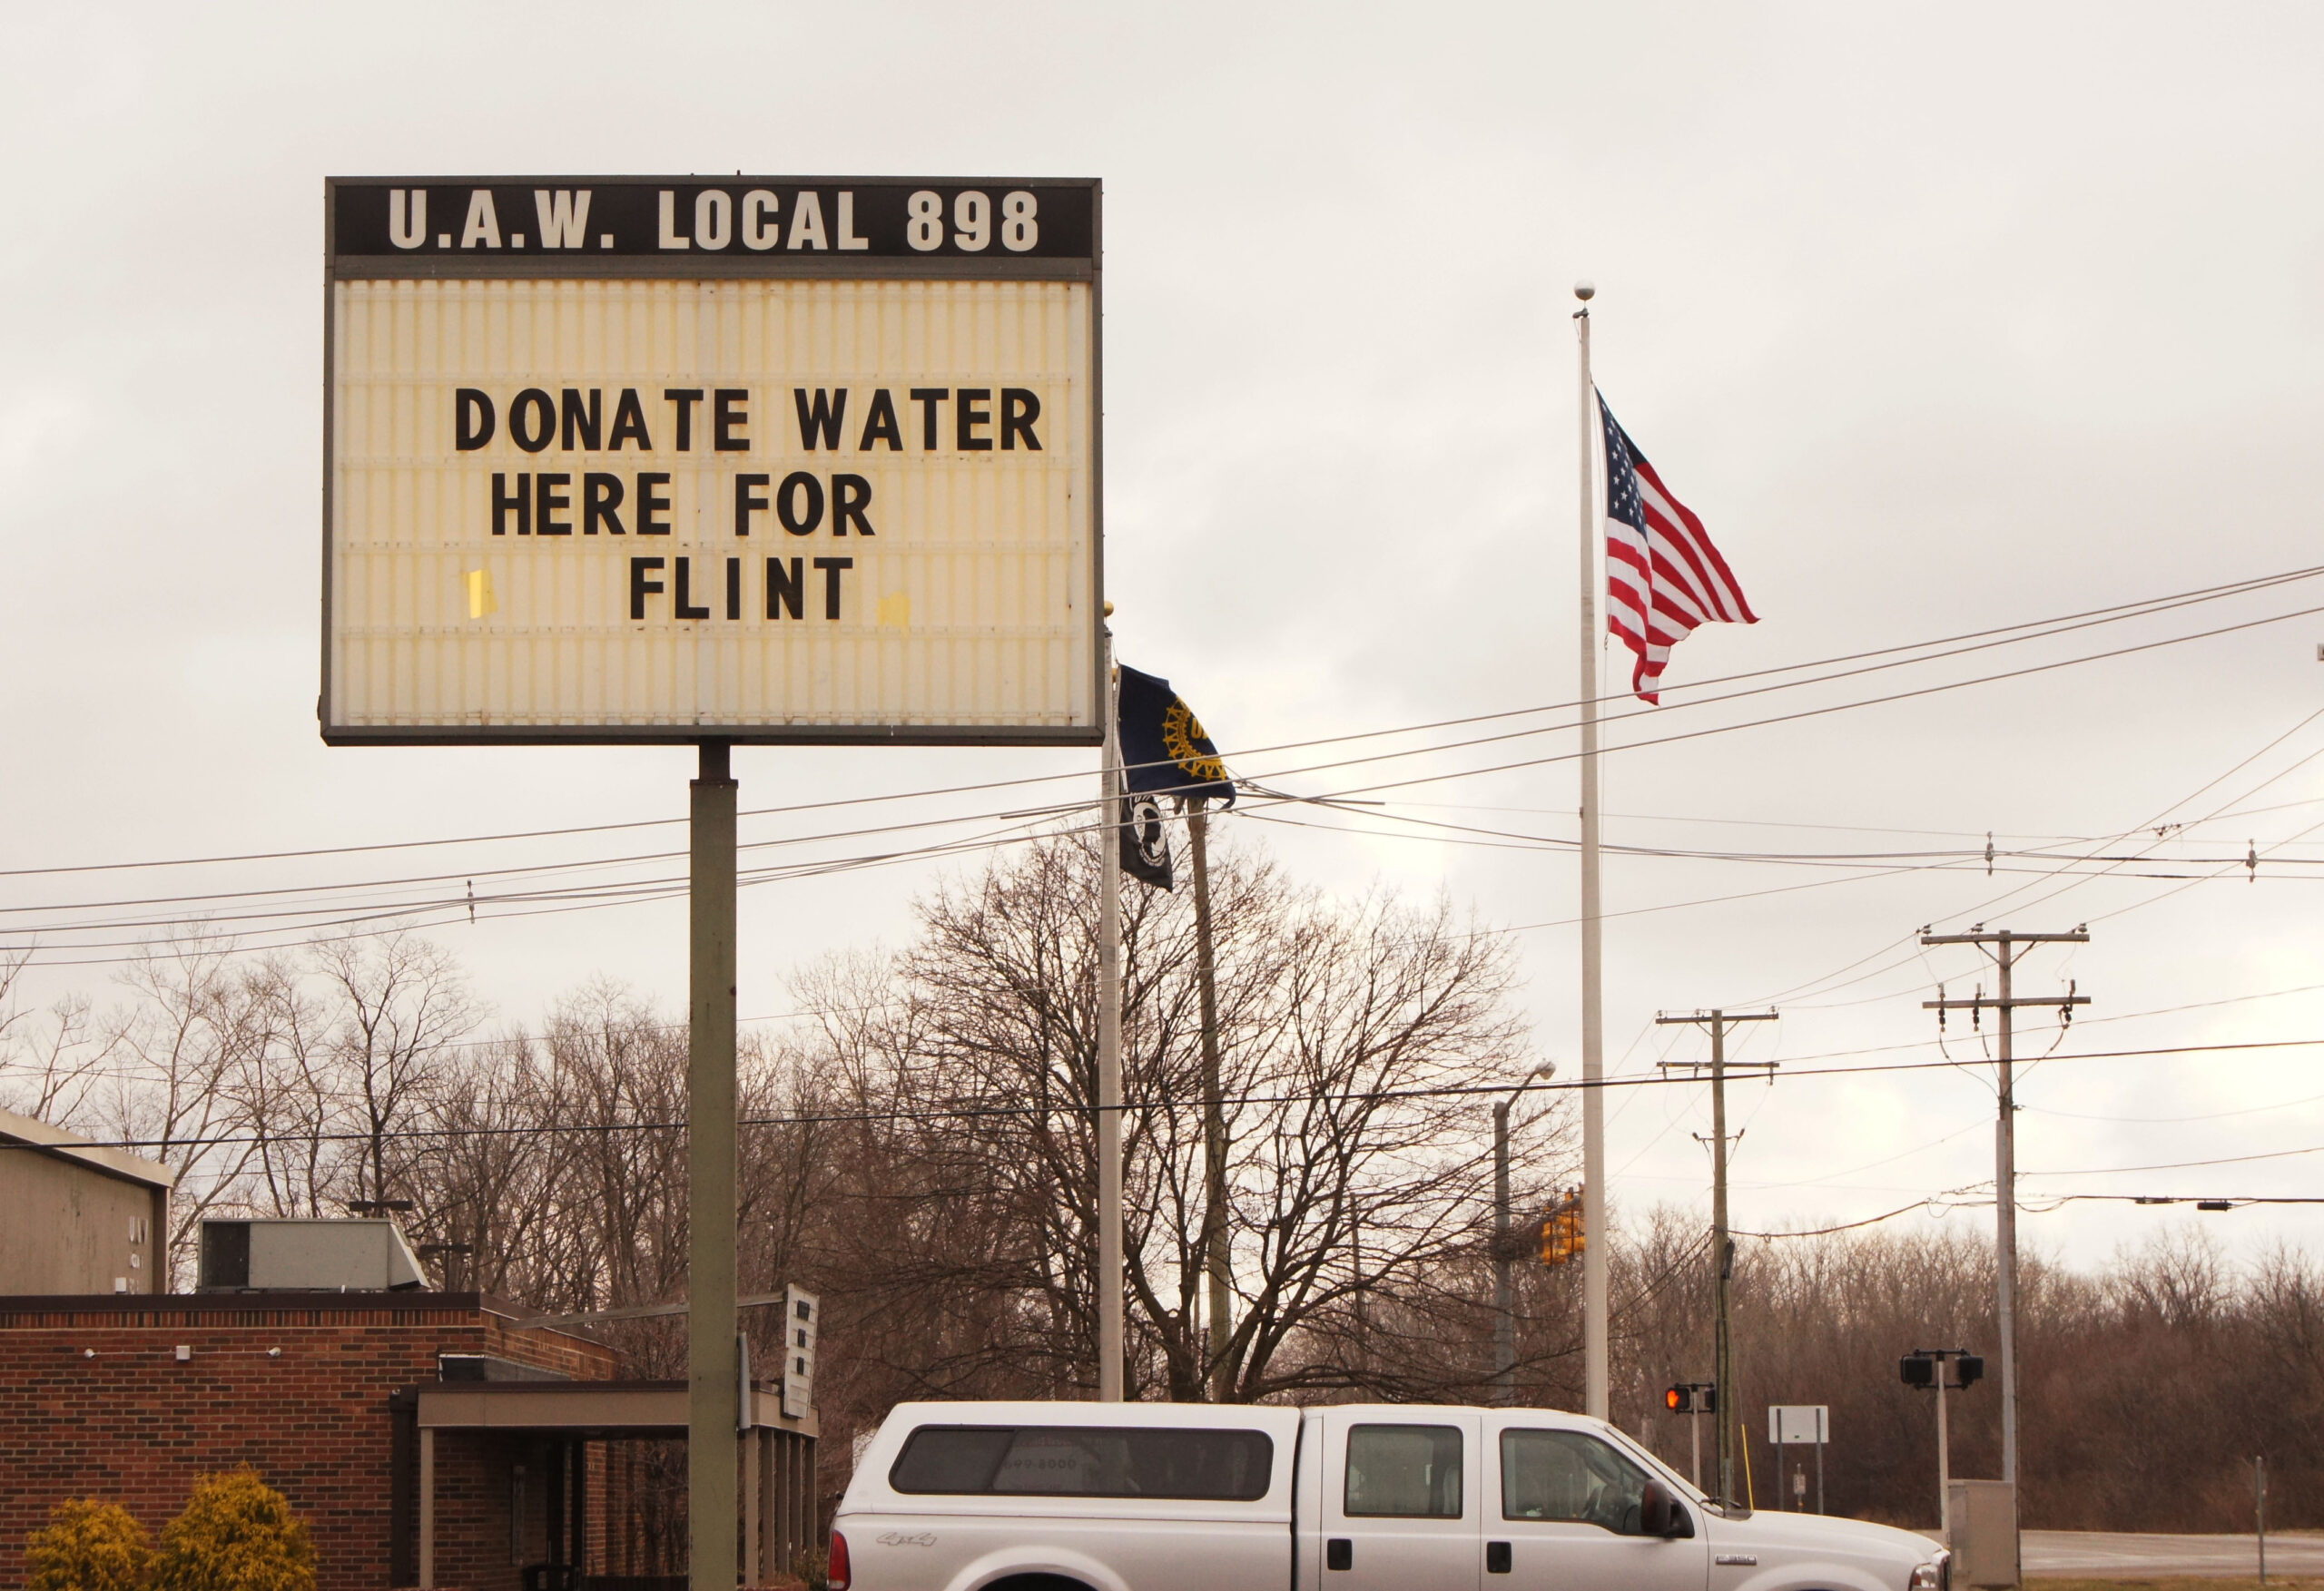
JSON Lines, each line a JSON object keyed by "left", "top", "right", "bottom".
{"left": 1326, "top": 1538, "right": 1352, "bottom": 1571}
{"left": 1487, "top": 1540, "right": 1512, "bottom": 1574}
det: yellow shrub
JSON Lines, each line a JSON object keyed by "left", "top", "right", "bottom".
{"left": 150, "top": 1469, "right": 314, "bottom": 1591}
{"left": 25, "top": 1499, "right": 153, "bottom": 1591}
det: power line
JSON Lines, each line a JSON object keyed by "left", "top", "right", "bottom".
{"left": 2023, "top": 1143, "right": 2324, "bottom": 1177}
{"left": 1732, "top": 1200, "right": 1956, "bottom": 1240}
{"left": 1280, "top": 598, "right": 2324, "bottom": 804}
{"left": 8, "top": 586, "right": 2319, "bottom": 962}
{"left": 2044, "top": 1193, "right": 2324, "bottom": 1208}
{"left": 1743, "top": 704, "right": 2324, "bottom": 1011}
{"left": 7, "top": 562, "right": 2317, "bottom": 883}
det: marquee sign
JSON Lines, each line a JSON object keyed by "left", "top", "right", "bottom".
{"left": 321, "top": 176, "right": 1102, "bottom": 745}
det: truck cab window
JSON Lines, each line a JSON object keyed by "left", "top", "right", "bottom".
{"left": 1501, "top": 1429, "right": 1655, "bottom": 1535}
{"left": 1344, "top": 1424, "right": 1463, "bottom": 1517}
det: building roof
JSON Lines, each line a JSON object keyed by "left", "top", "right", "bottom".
{"left": 418, "top": 1379, "right": 819, "bottom": 1439}
{"left": 0, "top": 1107, "right": 175, "bottom": 1191}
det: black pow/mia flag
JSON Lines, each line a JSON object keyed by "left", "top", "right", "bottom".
{"left": 1120, "top": 793, "right": 1174, "bottom": 890}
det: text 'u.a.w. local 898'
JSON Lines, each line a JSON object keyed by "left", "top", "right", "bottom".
{"left": 329, "top": 180, "right": 1098, "bottom": 260}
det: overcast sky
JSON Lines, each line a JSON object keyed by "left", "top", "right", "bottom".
{"left": 6, "top": 2, "right": 2324, "bottom": 1275}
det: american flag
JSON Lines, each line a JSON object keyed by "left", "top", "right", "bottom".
{"left": 1600, "top": 390, "right": 1757, "bottom": 702}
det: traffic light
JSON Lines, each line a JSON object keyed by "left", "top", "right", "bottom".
{"left": 1539, "top": 1188, "right": 1586, "bottom": 1267}
{"left": 1902, "top": 1350, "right": 1983, "bottom": 1390}
{"left": 1665, "top": 1386, "right": 1689, "bottom": 1412}
{"left": 1664, "top": 1382, "right": 1717, "bottom": 1413}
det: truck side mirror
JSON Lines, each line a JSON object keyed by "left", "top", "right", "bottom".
{"left": 1640, "top": 1480, "right": 1693, "bottom": 1539}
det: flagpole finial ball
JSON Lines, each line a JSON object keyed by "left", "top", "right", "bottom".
{"left": 1103, "top": 600, "right": 1115, "bottom": 617}
{"left": 1573, "top": 280, "right": 1595, "bottom": 301}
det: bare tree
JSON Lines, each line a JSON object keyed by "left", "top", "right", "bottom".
{"left": 780, "top": 825, "right": 1559, "bottom": 1408}
{"left": 0, "top": 950, "right": 116, "bottom": 1125}
{"left": 308, "top": 931, "right": 480, "bottom": 1208}
{"left": 100, "top": 935, "right": 281, "bottom": 1280}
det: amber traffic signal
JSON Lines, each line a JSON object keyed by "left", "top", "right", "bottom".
{"left": 1539, "top": 1188, "right": 1586, "bottom": 1267}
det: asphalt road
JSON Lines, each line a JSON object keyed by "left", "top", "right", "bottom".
{"left": 2024, "top": 1530, "right": 2324, "bottom": 1577}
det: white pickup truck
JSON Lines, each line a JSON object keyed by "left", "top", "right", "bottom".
{"left": 831, "top": 1399, "right": 1947, "bottom": 1591}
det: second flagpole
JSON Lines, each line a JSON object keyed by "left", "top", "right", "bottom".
{"left": 1098, "top": 608, "right": 1125, "bottom": 1401}
{"left": 1574, "top": 280, "right": 1609, "bottom": 1421}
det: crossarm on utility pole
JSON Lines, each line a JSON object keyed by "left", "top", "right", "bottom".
{"left": 1918, "top": 930, "right": 2089, "bottom": 948}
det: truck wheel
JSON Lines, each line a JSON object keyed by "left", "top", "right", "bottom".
{"left": 983, "top": 1577, "right": 1098, "bottom": 1591}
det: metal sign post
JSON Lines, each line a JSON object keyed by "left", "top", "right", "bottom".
{"left": 1903, "top": 1348, "right": 1983, "bottom": 1540}
{"left": 2256, "top": 1454, "right": 2268, "bottom": 1585}
{"left": 688, "top": 741, "right": 739, "bottom": 1586}
{"left": 1768, "top": 1406, "right": 1827, "bottom": 1514}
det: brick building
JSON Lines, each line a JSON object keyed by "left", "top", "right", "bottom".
{"left": 0, "top": 1291, "right": 817, "bottom": 1591}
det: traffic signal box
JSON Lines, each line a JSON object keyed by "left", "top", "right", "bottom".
{"left": 1539, "top": 1188, "right": 1586, "bottom": 1266}
{"left": 1899, "top": 1350, "right": 1984, "bottom": 1389}
{"left": 1664, "top": 1383, "right": 1718, "bottom": 1414}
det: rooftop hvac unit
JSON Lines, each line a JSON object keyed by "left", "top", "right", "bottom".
{"left": 198, "top": 1218, "right": 428, "bottom": 1292}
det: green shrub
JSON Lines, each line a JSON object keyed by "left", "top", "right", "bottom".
{"left": 150, "top": 1468, "right": 314, "bottom": 1591}
{"left": 24, "top": 1499, "right": 153, "bottom": 1591}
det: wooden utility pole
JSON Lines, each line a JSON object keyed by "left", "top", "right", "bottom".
{"left": 1186, "top": 798, "right": 1234, "bottom": 1400}
{"left": 1921, "top": 927, "right": 2089, "bottom": 1498}
{"left": 1658, "top": 1007, "right": 1777, "bottom": 1503}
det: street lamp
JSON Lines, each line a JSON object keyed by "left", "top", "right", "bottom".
{"left": 1494, "top": 1061, "right": 1559, "bottom": 1404}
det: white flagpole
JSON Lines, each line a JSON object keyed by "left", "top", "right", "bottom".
{"left": 1098, "top": 611, "right": 1126, "bottom": 1401}
{"left": 1574, "top": 281, "right": 1609, "bottom": 1421}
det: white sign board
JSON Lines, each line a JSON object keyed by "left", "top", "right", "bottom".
{"left": 1768, "top": 1404, "right": 1828, "bottom": 1444}
{"left": 782, "top": 1282, "right": 819, "bottom": 1420}
{"left": 322, "top": 178, "right": 1102, "bottom": 745}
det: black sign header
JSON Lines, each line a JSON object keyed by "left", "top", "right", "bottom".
{"left": 329, "top": 177, "right": 1098, "bottom": 277}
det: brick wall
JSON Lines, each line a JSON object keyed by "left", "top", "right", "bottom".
{"left": 0, "top": 1294, "right": 616, "bottom": 1591}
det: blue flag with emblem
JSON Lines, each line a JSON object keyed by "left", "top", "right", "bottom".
{"left": 1116, "top": 665, "right": 1236, "bottom": 806}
